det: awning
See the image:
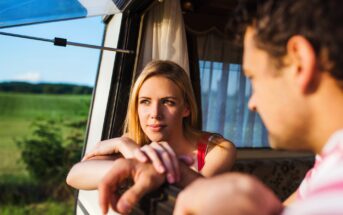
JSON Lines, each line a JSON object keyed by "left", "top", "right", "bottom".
{"left": 0, "top": 0, "right": 131, "bottom": 28}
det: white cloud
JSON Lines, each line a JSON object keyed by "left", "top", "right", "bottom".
{"left": 13, "top": 72, "right": 42, "bottom": 82}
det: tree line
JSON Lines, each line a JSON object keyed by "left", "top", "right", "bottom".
{"left": 0, "top": 81, "right": 93, "bottom": 94}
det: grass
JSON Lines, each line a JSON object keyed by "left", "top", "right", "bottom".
{"left": 0, "top": 92, "right": 90, "bottom": 176}
{"left": 0, "top": 92, "right": 90, "bottom": 119}
{"left": 0, "top": 92, "right": 91, "bottom": 214}
{"left": 1, "top": 200, "right": 74, "bottom": 215}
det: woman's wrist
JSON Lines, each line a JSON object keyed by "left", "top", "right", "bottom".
{"left": 116, "top": 136, "right": 138, "bottom": 158}
{"left": 114, "top": 137, "right": 123, "bottom": 154}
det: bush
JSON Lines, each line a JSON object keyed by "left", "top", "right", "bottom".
{"left": 17, "top": 119, "right": 85, "bottom": 200}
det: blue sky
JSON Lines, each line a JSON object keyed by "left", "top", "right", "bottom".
{"left": 0, "top": 16, "right": 105, "bottom": 87}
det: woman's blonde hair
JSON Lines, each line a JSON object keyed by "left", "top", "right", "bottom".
{"left": 123, "top": 60, "right": 201, "bottom": 145}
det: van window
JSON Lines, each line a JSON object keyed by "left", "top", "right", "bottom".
{"left": 185, "top": 14, "right": 269, "bottom": 148}
{"left": 0, "top": 17, "right": 104, "bottom": 213}
{"left": 199, "top": 60, "right": 268, "bottom": 148}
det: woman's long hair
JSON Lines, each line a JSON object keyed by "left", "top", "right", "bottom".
{"left": 123, "top": 60, "right": 201, "bottom": 145}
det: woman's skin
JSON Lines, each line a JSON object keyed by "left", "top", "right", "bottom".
{"left": 67, "top": 75, "right": 236, "bottom": 190}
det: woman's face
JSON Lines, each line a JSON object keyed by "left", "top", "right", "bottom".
{"left": 137, "top": 76, "right": 190, "bottom": 142}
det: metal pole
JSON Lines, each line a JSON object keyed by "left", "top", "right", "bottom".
{"left": 0, "top": 31, "right": 134, "bottom": 54}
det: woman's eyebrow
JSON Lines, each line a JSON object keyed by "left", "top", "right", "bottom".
{"left": 161, "top": 96, "right": 177, "bottom": 99}
{"left": 138, "top": 96, "right": 178, "bottom": 100}
{"left": 138, "top": 96, "right": 151, "bottom": 99}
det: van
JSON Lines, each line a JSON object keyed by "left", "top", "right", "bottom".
{"left": 1, "top": 0, "right": 314, "bottom": 214}
{"left": 74, "top": 0, "right": 314, "bottom": 214}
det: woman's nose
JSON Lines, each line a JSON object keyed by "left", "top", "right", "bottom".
{"left": 150, "top": 102, "right": 162, "bottom": 119}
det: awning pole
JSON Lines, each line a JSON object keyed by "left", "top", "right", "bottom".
{"left": 0, "top": 31, "right": 134, "bottom": 54}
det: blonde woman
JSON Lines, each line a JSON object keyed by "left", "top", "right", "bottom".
{"left": 67, "top": 60, "right": 236, "bottom": 190}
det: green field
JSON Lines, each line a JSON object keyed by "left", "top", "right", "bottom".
{"left": 0, "top": 92, "right": 91, "bottom": 214}
{"left": 0, "top": 92, "right": 91, "bottom": 176}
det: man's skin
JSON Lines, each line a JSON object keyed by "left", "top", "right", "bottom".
{"left": 174, "top": 173, "right": 282, "bottom": 215}
{"left": 98, "top": 158, "right": 201, "bottom": 214}
{"left": 98, "top": 158, "right": 165, "bottom": 214}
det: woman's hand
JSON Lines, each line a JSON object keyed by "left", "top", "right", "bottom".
{"left": 133, "top": 141, "right": 181, "bottom": 184}
{"left": 82, "top": 137, "right": 140, "bottom": 161}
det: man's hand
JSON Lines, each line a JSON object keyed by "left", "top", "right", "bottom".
{"left": 174, "top": 173, "right": 283, "bottom": 215}
{"left": 98, "top": 158, "right": 165, "bottom": 214}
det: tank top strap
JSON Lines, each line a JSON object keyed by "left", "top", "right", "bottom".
{"left": 197, "top": 133, "right": 211, "bottom": 171}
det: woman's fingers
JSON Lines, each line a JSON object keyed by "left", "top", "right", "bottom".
{"left": 135, "top": 144, "right": 177, "bottom": 183}
{"left": 82, "top": 147, "right": 105, "bottom": 161}
{"left": 157, "top": 142, "right": 180, "bottom": 182}
{"left": 140, "top": 145, "right": 166, "bottom": 174}
{"left": 81, "top": 153, "right": 94, "bottom": 161}
{"left": 133, "top": 149, "right": 148, "bottom": 162}
{"left": 178, "top": 154, "right": 194, "bottom": 166}
{"left": 148, "top": 142, "right": 178, "bottom": 183}
{"left": 82, "top": 139, "right": 120, "bottom": 161}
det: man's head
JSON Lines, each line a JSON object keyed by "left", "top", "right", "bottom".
{"left": 244, "top": 0, "right": 343, "bottom": 79}
{"left": 234, "top": 0, "right": 343, "bottom": 151}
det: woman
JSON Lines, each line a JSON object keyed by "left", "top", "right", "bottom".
{"left": 67, "top": 60, "right": 236, "bottom": 189}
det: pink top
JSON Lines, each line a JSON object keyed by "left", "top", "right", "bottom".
{"left": 283, "top": 130, "right": 343, "bottom": 214}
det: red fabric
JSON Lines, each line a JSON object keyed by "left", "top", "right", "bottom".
{"left": 197, "top": 135, "right": 209, "bottom": 171}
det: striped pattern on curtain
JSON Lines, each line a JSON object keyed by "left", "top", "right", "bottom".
{"left": 199, "top": 60, "right": 269, "bottom": 148}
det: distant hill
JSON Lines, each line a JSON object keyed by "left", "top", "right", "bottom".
{"left": 0, "top": 81, "right": 93, "bottom": 94}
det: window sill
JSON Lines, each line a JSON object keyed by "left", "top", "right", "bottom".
{"left": 237, "top": 148, "right": 314, "bottom": 160}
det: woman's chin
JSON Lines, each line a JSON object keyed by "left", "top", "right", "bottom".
{"left": 148, "top": 134, "right": 167, "bottom": 142}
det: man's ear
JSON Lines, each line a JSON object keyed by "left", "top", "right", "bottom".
{"left": 287, "top": 36, "right": 317, "bottom": 93}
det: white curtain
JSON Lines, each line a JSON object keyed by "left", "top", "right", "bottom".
{"left": 194, "top": 30, "right": 269, "bottom": 148}
{"left": 137, "top": 0, "right": 189, "bottom": 74}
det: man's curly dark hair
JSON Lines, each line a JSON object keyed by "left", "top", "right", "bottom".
{"left": 230, "top": 0, "right": 343, "bottom": 80}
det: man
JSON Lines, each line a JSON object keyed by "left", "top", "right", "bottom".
{"left": 175, "top": 0, "right": 343, "bottom": 214}
{"left": 99, "top": 0, "right": 343, "bottom": 214}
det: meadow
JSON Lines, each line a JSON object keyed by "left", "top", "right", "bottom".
{"left": 0, "top": 92, "right": 91, "bottom": 214}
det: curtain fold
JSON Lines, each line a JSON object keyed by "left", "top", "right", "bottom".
{"left": 194, "top": 30, "right": 268, "bottom": 148}
{"left": 137, "top": 0, "right": 189, "bottom": 74}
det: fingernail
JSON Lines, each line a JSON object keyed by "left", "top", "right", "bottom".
{"left": 167, "top": 174, "right": 175, "bottom": 183}
{"left": 120, "top": 200, "right": 131, "bottom": 214}
{"left": 139, "top": 156, "right": 147, "bottom": 162}
{"left": 159, "top": 165, "right": 165, "bottom": 173}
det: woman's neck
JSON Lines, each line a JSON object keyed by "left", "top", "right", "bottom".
{"left": 168, "top": 133, "right": 198, "bottom": 156}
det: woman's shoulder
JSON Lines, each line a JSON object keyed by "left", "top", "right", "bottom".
{"left": 201, "top": 132, "right": 235, "bottom": 150}
{"left": 199, "top": 132, "right": 231, "bottom": 143}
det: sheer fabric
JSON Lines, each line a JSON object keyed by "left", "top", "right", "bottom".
{"left": 195, "top": 30, "right": 268, "bottom": 148}
{"left": 137, "top": 0, "right": 189, "bottom": 74}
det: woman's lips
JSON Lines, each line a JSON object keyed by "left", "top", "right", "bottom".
{"left": 148, "top": 124, "right": 166, "bottom": 132}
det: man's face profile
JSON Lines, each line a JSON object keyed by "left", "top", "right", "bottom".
{"left": 242, "top": 27, "right": 309, "bottom": 150}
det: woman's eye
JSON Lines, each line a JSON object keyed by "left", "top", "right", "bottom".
{"left": 162, "top": 99, "right": 175, "bottom": 106}
{"left": 139, "top": 100, "right": 150, "bottom": 105}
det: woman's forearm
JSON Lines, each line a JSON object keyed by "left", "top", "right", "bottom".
{"left": 66, "top": 155, "right": 120, "bottom": 190}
